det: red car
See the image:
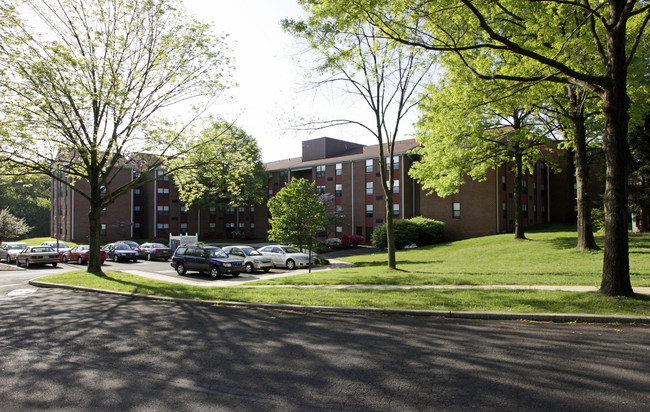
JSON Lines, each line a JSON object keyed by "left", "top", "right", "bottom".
{"left": 61, "top": 245, "right": 106, "bottom": 264}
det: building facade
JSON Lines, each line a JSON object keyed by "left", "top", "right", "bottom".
{"left": 52, "top": 137, "right": 577, "bottom": 244}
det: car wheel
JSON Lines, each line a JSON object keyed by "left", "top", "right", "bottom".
{"left": 210, "top": 266, "right": 221, "bottom": 279}
{"left": 114, "top": 255, "right": 119, "bottom": 262}
{"left": 232, "top": 272, "right": 240, "bottom": 278}
{"left": 176, "top": 263, "right": 186, "bottom": 276}
{"left": 146, "top": 253, "right": 151, "bottom": 261}
{"left": 286, "top": 259, "right": 296, "bottom": 270}
{"left": 62, "top": 256, "right": 68, "bottom": 263}
{"left": 51, "top": 262, "right": 57, "bottom": 267}
{"left": 263, "top": 268, "right": 271, "bottom": 273}
{"left": 101, "top": 260, "right": 105, "bottom": 265}
{"left": 25, "top": 259, "right": 30, "bottom": 268}
{"left": 78, "top": 257, "right": 83, "bottom": 265}
{"left": 245, "top": 262, "right": 254, "bottom": 273}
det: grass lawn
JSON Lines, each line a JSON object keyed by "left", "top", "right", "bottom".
{"left": 35, "top": 271, "right": 650, "bottom": 316}
{"left": 33, "top": 226, "right": 650, "bottom": 316}
{"left": 249, "top": 226, "right": 650, "bottom": 287}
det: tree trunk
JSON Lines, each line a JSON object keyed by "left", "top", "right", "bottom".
{"left": 513, "top": 147, "right": 526, "bottom": 240}
{"left": 573, "top": 110, "right": 599, "bottom": 251}
{"left": 87, "top": 203, "right": 103, "bottom": 273}
{"left": 385, "top": 193, "right": 396, "bottom": 269}
{"left": 599, "top": 6, "right": 632, "bottom": 297}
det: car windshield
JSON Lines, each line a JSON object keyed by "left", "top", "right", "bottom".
{"left": 114, "top": 244, "right": 131, "bottom": 250}
{"left": 8, "top": 244, "right": 27, "bottom": 250}
{"left": 205, "top": 248, "right": 228, "bottom": 258}
{"left": 281, "top": 247, "right": 302, "bottom": 254}
{"left": 150, "top": 243, "right": 166, "bottom": 248}
{"left": 241, "top": 247, "right": 261, "bottom": 256}
{"left": 79, "top": 245, "right": 90, "bottom": 251}
{"left": 45, "top": 242, "right": 68, "bottom": 248}
{"left": 32, "top": 247, "right": 53, "bottom": 253}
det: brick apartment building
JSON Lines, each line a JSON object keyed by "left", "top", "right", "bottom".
{"left": 51, "top": 137, "right": 577, "bottom": 244}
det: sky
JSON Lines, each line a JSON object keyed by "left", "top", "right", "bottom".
{"left": 183, "top": 0, "right": 418, "bottom": 163}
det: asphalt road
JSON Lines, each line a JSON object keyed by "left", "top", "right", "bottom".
{"left": 1, "top": 285, "right": 649, "bottom": 411}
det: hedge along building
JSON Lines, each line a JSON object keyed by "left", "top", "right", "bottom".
{"left": 264, "top": 137, "right": 574, "bottom": 242}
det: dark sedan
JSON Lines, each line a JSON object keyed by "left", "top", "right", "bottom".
{"left": 136, "top": 243, "right": 171, "bottom": 261}
{"left": 102, "top": 243, "right": 139, "bottom": 262}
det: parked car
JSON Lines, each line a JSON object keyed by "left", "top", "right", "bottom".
{"left": 137, "top": 243, "right": 171, "bottom": 261}
{"left": 62, "top": 245, "right": 106, "bottom": 265}
{"left": 102, "top": 243, "right": 139, "bottom": 262}
{"left": 39, "top": 241, "right": 72, "bottom": 255}
{"left": 15, "top": 246, "right": 60, "bottom": 268}
{"left": 222, "top": 245, "right": 273, "bottom": 273}
{"left": 170, "top": 244, "right": 245, "bottom": 279}
{"left": 117, "top": 240, "right": 139, "bottom": 250}
{"left": 257, "top": 245, "right": 312, "bottom": 270}
{"left": 0, "top": 242, "right": 29, "bottom": 263}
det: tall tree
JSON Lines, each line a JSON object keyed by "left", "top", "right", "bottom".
{"left": 267, "top": 178, "right": 325, "bottom": 250}
{"left": 283, "top": 19, "right": 434, "bottom": 269}
{"left": 0, "top": 0, "right": 232, "bottom": 273}
{"left": 411, "top": 69, "right": 554, "bottom": 240}
{"left": 629, "top": 112, "right": 650, "bottom": 231}
{"left": 170, "top": 119, "right": 266, "bottom": 212}
{"left": 0, "top": 172, "right": 50, "bottom": 237}
{"left": 0, "top": 209, "right": 32, "bottom": 243}
{"left": 299, "top": 0, "right": 650, "bottom": 297}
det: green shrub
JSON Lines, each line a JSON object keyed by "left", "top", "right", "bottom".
{"left": 591, "top": 208, "right": 605, "bottom": 232}
{"left": 372, "top": 217, "right": 446, "bottom": 249}
{"left": 409, "top": 216, "right": 445, "bottom": 245}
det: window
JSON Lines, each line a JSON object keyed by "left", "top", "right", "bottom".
{"left": 522, "top": 180, "right": 528, "bottom": 194}
{"left": 365, "top": 159, "right": 373, "bottom": 173}
{"left": 366, "top": 181, "right": 373, "bottom": 195}
{"left": 156, "top": 223, "right": 169, "bottom": 235}
{"left": 386, "top": 155, "right": 400, "bottom": 170}
{"left": 268, "top": 189, "right": 274, "bottom": 196}
{"left": 316, "top": 165, "right": 326, "bottom": 178}
{"left": 366, "top": 204, "right": 373, "bottom": 217}
{"left": 250, "top": 207, "right": 255, "bottom": 216}
{"left": 501, "top": 175, "right": 506, "bottom": 191}
{"left": 335, "top": 205, "right": 343, "bottom": 214}
{"left": 134, "top": 188, "right": 141, "bottom": 195}
{"left": 157, "top": 205, "right": 169, "bottom": 216}
{"left": 250, "top": 223, "right": 255, "bottom": 230}
{"left": 336, "top": 184, "right": 343, "bottom": 197}
{"left": 134, "top": 223, "right": 140, "bottom": 229}
{"left": 100, "top": 208, "right": 107, "bottom": 216}
{"left": 210, "top": 207, "right": 216, "bottom": 216}
{"left": 280, "top": 170, "right": 288, "bottom": 181}
{"left": 238, "top": 207, "right": 245, "bottom": 215}
{"left": 452, "top": 202, "right": 461, "bottom": 219}
{"left": 226, "top": 207, "right": 235, "bottom": 215}
{"left": 533, "top": 182, "right": 537, "bottom": 194}
{"left": 336, "top": 226, "right": 343, "bottom": 236}
{"left": 156, "top": 169, "right": 169, "bottom": 181}
{"left": 541, "top": 184, "right": 546, "bottom": 195}
{"left": 134, "top": 205, "right": 141, "bottom": 212}
{"left": 209, "top": 223, "right": 216, "bottom": 233}
{"left": 180, "top": 223, "right": 187, "bottom": 232}
{"left": 316, "top": 185, "right": 326, "bottom": 195}
{"left": 238, "top": 222, "right": 245, "bottom": 230}
{"left": 336, "top": 163, "right": 342, "bottom": 176}
{"left": 180, "top": 206, "right": 187, "bottom": 215}
{"left": 388, "top": 179, "right": 400, "bottom": 194}
{"left": 502, "top": 202, "right": 507, "bottom": 218}
{"left": 225, "top": 222, "right": 235, "bottom": 232}
{"left": 157, "top": 187, "right": 169, "bottom": 198}
{"left": 393, "top": 203, "right": 400, "bottom": 217}
{"left": 101, "top": 223, "right": 106, "bottom": 235}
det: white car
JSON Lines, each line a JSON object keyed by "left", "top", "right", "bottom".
{"left": 0, "top": 242, "right": 29, "bottom": 263}
{"left": 257, "top": 245, "right": 312, "bottom": 270}
{"left": 222, "top": 245, "right": 274, "bottom": 273}
{"left": 39, "top": 241, "right": 72, "bottom": 255}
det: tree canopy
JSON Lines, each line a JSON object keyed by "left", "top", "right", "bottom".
{"left": 0, "top": 209, "right": 32, "bottom": 242}
{"left": 267, "top": 178, "right": 325, "bottom": 250}
{"left": 0, "top": 0, "right": 232, "bottom": 272}
{"left": 170, "top": 119, "right": 266, "bottom": 211}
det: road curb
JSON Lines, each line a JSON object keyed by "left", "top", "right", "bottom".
{"left": 28, "top": 280, "right": 650, "bottom": 324}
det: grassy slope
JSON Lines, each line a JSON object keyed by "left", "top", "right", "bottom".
{"left": 249, "top": 226, "right": 650, "bottom": 287}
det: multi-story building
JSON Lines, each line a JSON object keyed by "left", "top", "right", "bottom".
{"left": 52, "top": 136, "right": 578, "bottom": 243}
